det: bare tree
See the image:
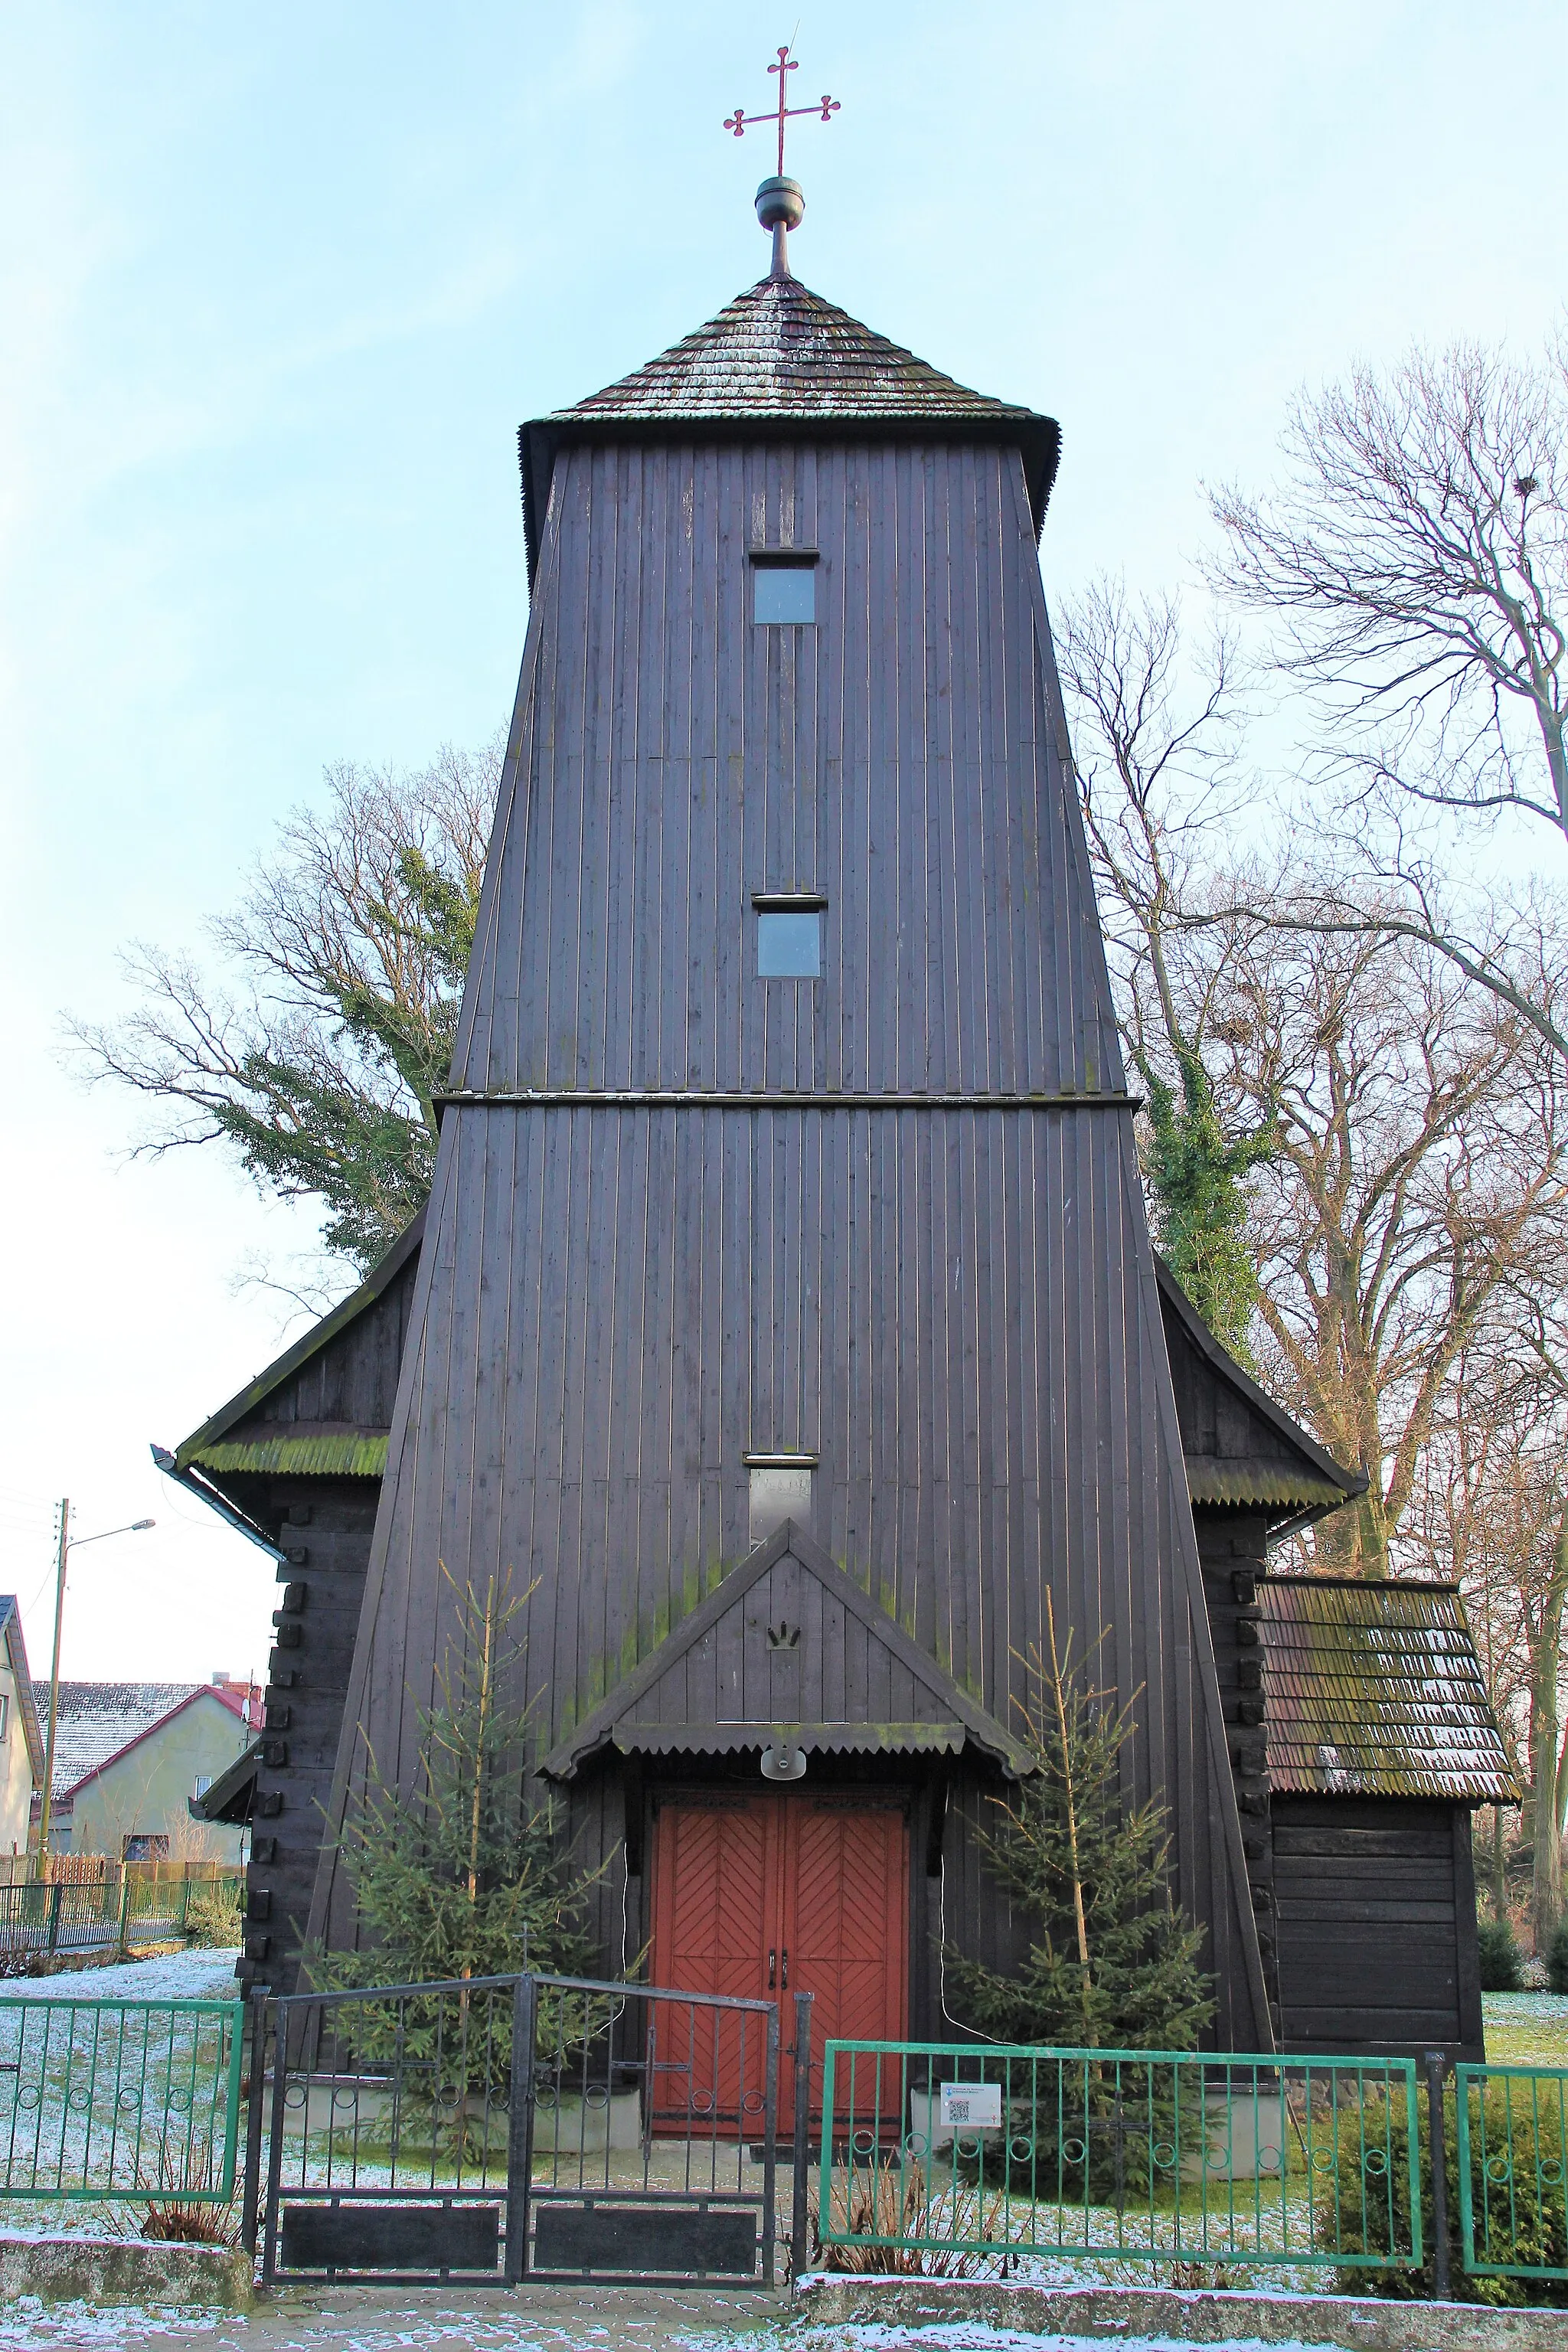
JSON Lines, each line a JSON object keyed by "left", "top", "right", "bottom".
{"left": 1059, "top": 580, "right": 1274, "bottom": 1354}
{"left": 1059, "top": 583, "right": 1568, "bottom": 1594}
{"left": 1208, "top": 919, "right": 1568, "bottom": 1578}
{"left": 1408, "top": 1351, "right": 1568, "bottom": 1944}
{"left": 1406, "top": 1386, "right": 1528, "bottom": 1922}
{"left": 1206, "top": 335, "right": 1568, "bottom": 1076}
{"left": 1210, "top": 337, "right": 1568, "bottom": 835}
{"left": 66, "top": 742, "right": 499, "bottom": 1271}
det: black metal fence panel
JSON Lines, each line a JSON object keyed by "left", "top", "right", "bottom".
{"left": 520, "top": 1973, "right": 780, "bottom": 2286}
{"left": 254, "top": 1972, "right": 789, "bottom": 2288}
{"left": 259, "top": 1975, "right": 518, "bottom": 2285}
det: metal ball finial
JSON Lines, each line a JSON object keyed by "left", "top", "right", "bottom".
{"left": 755, "top": 175, "right": 805, "bottom": 232}
{"left": 756, "top": 176, "right": 803, "bottom": 278}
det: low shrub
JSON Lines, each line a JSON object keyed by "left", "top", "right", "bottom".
{"left": 1548, "top": 1917, "right": 1568, "bottom": 1996}
{"left": 808, "top": 2164, "right": 1006, "bottom": 2277}
{"left": 1478, "top": 1915, "right": 1524, "bottom": 1993}
{"left": 142, "top": 2198, "right": 238, "bottom": 2247}
{"left": 184, "top": 1883, "right": 243, "bottom": 1947}
{"left": 1327, "top": 2079, "right": 1567, "bottom": 2308}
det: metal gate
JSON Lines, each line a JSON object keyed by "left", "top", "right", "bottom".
{"left": 248, "top": 1973, "right": 813, "bottom": 2288}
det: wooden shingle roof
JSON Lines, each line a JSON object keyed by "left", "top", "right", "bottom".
{"left": 520, "top": 273, "right": 1061, "bottom": 583}
{"left": 1258, "top": 1575, "right": 1520, "bottom": 1803}
{"left": 552, "top": 276, "right": 1043, "bottom": 426}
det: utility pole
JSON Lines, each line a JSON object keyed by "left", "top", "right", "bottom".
{"left": 38, "top": 1500, "right": 69, "bottom": 1864}
{"left": 35, "top": 1501, "right": 156, "bottom": 1864}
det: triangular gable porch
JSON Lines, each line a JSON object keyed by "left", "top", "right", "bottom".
{"left": 541, "top": 1520, "right": 1028, "bottom": 1783}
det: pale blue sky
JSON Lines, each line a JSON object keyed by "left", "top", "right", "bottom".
{"left": 1, "top": 0, "right": 1561, "bottom": 1692}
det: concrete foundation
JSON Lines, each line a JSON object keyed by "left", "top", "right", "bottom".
{"left": 0, "top": 2227, "right": 253, "bottom": 2308}
{"left": 797, "top": 2276, "right": 1568, "bottom": 2347}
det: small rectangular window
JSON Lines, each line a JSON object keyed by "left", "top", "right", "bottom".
{"left": 123, "top": 1834, "right": 170, "bottom": 1861}
{"left": 753, "top": 560, "right": 816, "bottom": 625}
{"left": 757, "top": 910, "right": 821, "bottom": 977}
{"left": 0, "top": 1694, "right": 8, "bottom": 1740}
{"left": 192, "top": 1774, "right": 213, "bottom": 1800}
{"left": 748, "top": 1462, "right": 815, "bottom": 1544}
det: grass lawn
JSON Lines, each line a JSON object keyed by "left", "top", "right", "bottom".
{"left": 1484, "top": 1991, "right": 1568, "bottom": 2065}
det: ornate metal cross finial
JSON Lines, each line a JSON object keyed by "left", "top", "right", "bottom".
{"left": 724, "top": 43, "right": 840, "bottom": 179}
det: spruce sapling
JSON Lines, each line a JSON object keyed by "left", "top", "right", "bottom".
{"left": 945, "top": 1598, "right": 1214, "bottom": 2200}
{"left": 308, "top": 1567, "right": 596, "bottom": 2148}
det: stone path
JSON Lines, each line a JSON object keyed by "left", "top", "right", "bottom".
{"left": 0, "top": 2284, "right": 787, "bottom": 2352}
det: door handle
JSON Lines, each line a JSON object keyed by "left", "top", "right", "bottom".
{"left": 781, "top": 1949, "right": 789, "bottom": 1989}
{"left": 767, "top": 1949, "right": 776, "bottom": 1989}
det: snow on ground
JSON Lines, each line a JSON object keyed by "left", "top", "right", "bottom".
{"left": 1484, "top": 1991, "right": 1568, "bottom": 2023}
{"left": 0, "top": 1950, "right": 244, "bottom": 2241}
{"left": 1481, "top": 1990, "right": 1568, "bottom": 2066}
{"left": 803, "top": 2332, "right": 1348, "bottom": 2352}
{"left": 0, "top": 2302, "right": 1366, "bottom": 2352}
{"left": 0, "top": 1949, "right": 242, "bottom": 2004}
{"left": 0, "top": 2286, "right": 784, "bottom": 2352}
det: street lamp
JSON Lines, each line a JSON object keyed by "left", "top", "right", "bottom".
{"left": 38, "top": 1501, "right": 156, "bottom": 1860}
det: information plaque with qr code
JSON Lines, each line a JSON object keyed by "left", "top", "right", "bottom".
{"left": 938, "top": 2081, "right": 1002, "bottom": 2129}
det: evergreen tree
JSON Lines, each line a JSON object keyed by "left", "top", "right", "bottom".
{"left": 947, "top": 1600, "right": 1214, "bottom": 2053}
{"left": 312, "top": 1566, "right": 595, "bottom": 1994}
{"left": 1146, "top": 1052, "right": 1275, "bottom": 1367}
{"left": 1478, "top": 1913, "right": 1524, "bottom": 1993}
{"left": 71, "top": 748, "right": 495, "bottom": 1271}
{"left": 305, "top": 1570, "right": 597, "bottom": 2153}
{"left": 945, "top": 1605, "right": 1214, "bottom": 2203}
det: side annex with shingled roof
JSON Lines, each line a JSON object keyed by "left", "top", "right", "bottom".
{"left": 1156, "top": 1259, "right": 1516, "bottom": 2060}
{"left": 1257, "top": 1575, "right": 1518, "bottom": 2060}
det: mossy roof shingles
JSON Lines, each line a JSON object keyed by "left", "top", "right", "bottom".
{"left": 549, "top": 275, "right": 1044, "bottom": 426}
{"left": 1259, "top": 1575, "right": 1520, "bottom": 1803}
{"left": 187, "top": 1434, "right": 389, "bottom": 1479}
{"left": 520, "top": 273, "right": 1061, "bottom": 581}
{"left": 1185, "top": 1460, "right": 1351, "bottom": 1511}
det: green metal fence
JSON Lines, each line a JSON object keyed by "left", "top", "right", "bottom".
{"left": 0, "top": 1998, "right": 243, "bottom": 2201}
{"left": 1455, "top": 2063, "right": 1568, "bottom": 2282}
{"left": 0, "top": 1871, "right": 237, "bottom": 1958}
{"left": 815, "top": 2042, "right": 1422, "bottom": 2274}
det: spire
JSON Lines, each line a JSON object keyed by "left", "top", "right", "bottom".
{"left": 723, "top": 41, "right": 840, "bottom": 281}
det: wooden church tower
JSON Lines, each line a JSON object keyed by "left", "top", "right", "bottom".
{"left": 305, "top": 155, "right": 1274, "bottom": 2050}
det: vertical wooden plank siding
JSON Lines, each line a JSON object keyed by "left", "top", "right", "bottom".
{"left": 314, "top": 435, "right": 1267, "bottom": 2047}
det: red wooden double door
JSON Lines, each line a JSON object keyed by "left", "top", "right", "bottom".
{"left": 649, "top": 1790, "right": 908, "bottom": 2127}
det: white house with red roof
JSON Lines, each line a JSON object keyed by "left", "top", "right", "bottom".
{"left": 34, "top": 1677, "right": 260, "bottom": 1860}
{"left": 0, "top": 1600, "right": 44, "bottom": 1856}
